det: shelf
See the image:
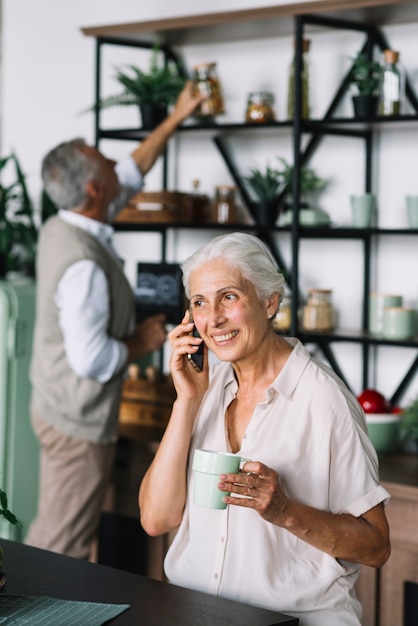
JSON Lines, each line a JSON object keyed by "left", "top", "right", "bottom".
{"left": 113, "top": 221, "right": 418, "bottom": 237}
{"left": 98, "top": 115, "right": 418, "bottom": 143}
{"left": 81, "top": 1, "right": 418, "bottom": 45}
{"left": 300, "top": 329, "right": 418, "bottom": 347}
{"left": 98, "top": 120, "right": 293, "bottom": 142}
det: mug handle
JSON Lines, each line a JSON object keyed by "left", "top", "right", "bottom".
{"left": 239, "top": 457, "right": 252, "bottom": 472}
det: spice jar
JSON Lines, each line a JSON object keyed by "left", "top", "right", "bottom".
{"left": 193, "top": 62, "right": 225, "bottom": 118}
{"left": 245, "top": 91, "right": 276, "bottom": 123}
{"left": 303, "top": 289, "right": 336, "bottom": 331}
{"left": 211, "top": 185, "right": 237, "bottom": 224}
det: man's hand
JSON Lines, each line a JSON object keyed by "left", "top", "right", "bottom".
{"left": 125, "top": 314, "right": 167, "bottom": 361}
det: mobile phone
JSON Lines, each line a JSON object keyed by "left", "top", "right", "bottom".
{"left": 188, "top": 312, "right": 204, "bottom": 372}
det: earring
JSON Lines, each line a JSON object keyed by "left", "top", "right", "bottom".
{"left": 268, "top": 313, "right": 273, "bottom": 319}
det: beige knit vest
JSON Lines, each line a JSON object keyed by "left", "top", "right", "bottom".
{"left": 30, "top": 215, "right": 134, "bottom": 443}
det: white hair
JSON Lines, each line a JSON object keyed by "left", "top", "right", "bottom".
{"left": 181, "top": 232, "right": 285, "bottom": 304}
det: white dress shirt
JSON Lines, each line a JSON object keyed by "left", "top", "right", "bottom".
{"left": 55, "top": 155, "right": 143, "bottom": 383}
{"left": 164, "top": 338, "right": 390, "bottom": 626}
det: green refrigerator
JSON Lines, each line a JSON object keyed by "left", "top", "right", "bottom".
{"left": 0, "top": 276, "right": 39, "bottom": 541}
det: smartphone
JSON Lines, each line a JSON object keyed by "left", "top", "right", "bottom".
{"left": 188, "top": 311, "right": 204, "bottom": 372}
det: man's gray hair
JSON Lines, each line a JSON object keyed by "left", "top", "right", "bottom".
{"left": 181, "top": 232, "right": 285, "bottom": 304}
{"left": 41, "top": 138, "right": 102, "bottom": 210}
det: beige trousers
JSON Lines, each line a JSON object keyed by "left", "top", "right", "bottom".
{"left": 25, "top": 413, "right": 116, "bottom": 559}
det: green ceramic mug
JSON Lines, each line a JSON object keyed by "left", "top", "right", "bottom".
{"left": 192, "top": 449, "right": 250, "bottom": 509}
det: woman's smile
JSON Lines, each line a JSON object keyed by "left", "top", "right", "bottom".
{"left": 211, "top": 330, "right": 239, "bottom": 345}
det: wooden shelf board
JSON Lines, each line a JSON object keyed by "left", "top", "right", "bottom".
{"left": 81, "top": 0, "right": 418, "bottom": 45}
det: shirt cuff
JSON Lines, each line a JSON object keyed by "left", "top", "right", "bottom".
{"left": 115, "top": 154, "right": 143, "bottom": 189}
{"left": 344, "top": 484, "right": 391, "bottom": 517}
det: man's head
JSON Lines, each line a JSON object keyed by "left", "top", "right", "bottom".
{"left": 41, "top": 138, "right": 120, "bottom": 219}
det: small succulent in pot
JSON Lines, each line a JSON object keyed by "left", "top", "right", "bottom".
{"left": 349, "top": 52, "right": 381, "bottom": 96}
{"left": 276, "top": 157, "right": 327, "bottom": 197}
{"left": 243, "top": 163, "right": 283, "bottom": 227}
{"left": 349, "top": 51, "right": 381, "bottom": 118}
{"left": 244, "top": 164, "right": 282, "bottom": 202}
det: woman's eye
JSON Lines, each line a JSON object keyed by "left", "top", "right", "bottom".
{"left": 225, "top": 293, "right": 237, "bottom": 301}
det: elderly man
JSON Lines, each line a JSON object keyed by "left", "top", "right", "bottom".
{"left": 26, "top": 82, "right": 202, "bottom": 559}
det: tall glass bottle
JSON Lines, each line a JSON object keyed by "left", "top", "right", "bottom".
{"left": 287, "top": 38, "right": 310, "bottom": 120}
{"left": 378, "top": 49, "right": 402, "bottom": 116}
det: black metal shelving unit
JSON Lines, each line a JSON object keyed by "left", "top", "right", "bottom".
{"left": 91, "top": 13, "right": 418, "bottom": 403}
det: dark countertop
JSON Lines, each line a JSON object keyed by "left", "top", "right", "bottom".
{"left": 0, "top": 540, "right": 298, "bottom": 626}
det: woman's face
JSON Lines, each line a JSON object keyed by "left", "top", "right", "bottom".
{"left": 189, "top": 258, "right": 275, "bottom": 366}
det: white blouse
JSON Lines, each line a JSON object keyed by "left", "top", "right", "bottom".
{"left": 164, "top": 338, "right": 390, "bottom": 626}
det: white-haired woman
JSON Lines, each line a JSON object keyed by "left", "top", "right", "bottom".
{"left": 139, "top": 232, "right": 390, "bottom": 626}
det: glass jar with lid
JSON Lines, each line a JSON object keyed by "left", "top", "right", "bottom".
{"left": 211, "top": 185, "right": 237, "bottom": 224}
{"left": 303, "top": 289, "right": 336, "bottom": 331}
{"left": 192, "top": 62, "right": 225, "bottom": 118}
{"left": 245, "top": 91, "right": 276, "bottom": 123}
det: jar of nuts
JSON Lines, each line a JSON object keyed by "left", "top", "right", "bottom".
{"left": 245, "top": 91, "right": 276, "bottom": 123}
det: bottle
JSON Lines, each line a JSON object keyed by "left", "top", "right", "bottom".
{"left": 192, "top": 62, "right": 225, "bottom": 118}
{"left": 302, "top": 289, "right": 336, "bottom": 331}
{"left": 287, "top": 38, "right": 310, "bottom": 120}
{"left": 378, "top": 49, "right": 402, "bottom": 116}
{"left": 245, "top": 91, "right": 276, "bottom": 123}
{"left": 182, "top": 179, "right": 210, "bottom": 224}
{"left": 211, "top": 185, "right": 237, "bottom": 224}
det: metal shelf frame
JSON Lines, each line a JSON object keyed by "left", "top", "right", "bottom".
{"left": 91, "top": 15, "right": 418, "bottom": 402}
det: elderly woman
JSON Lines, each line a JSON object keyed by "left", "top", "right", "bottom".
{"left": 139, "top": 232, "right": 390, "bottom": 626}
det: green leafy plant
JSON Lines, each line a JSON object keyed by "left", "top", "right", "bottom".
{"left": 0, "top": 153, "right": 38, "bottom": 277}
{"left": 399, "top": 396, "right": 418, "bottom": 443}
{"left": 244, "top": 164, "right": 282, "bottom": 202}
{"left": 93, "top": 46, "right": 186, "bottom": 110}
{"left": 0, "top": 489, "right": 21, "bottom": 527}
{"left": 349, "top": 52, "right": 381, "bottom": 96}
{"left": 276, "top": 157, "right": 327, "bottom": 196}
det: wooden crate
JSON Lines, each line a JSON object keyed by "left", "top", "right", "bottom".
{"left": 119, "top": 375, "right": 176, "bottom": 429}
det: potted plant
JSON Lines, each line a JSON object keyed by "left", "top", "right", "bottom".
{"left": 349, "top": 52, "right": 381, "bottom": 118}
{"left": 275, "top": 157, "right": 329, "bottom": 226}
{"left": 0, "top": 153, "right": 38, "bottom": 278}
{"left": 276, "top": 157, "right": 327, "bottom": 205}
{"left": 399, "top": 396, "right": 418, "bottom": 455}
{"left": 91, "top": 45, "right": 186, "bottom": 129}
{"left": 0, "top": 487, "right": 21, "bottom": 586}
{"left": 244, "top": 164, "right": 282, "bottom": 226}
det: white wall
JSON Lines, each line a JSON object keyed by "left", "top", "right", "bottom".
{"left": 2, "top": 0, "right": 418, "bottom": 405}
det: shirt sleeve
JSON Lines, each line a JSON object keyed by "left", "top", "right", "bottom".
{"left": 55, "top": 259, "right": 128, "bottom": 383}
{"left": 109, "top": 155, "right": 144, "bottom": 220}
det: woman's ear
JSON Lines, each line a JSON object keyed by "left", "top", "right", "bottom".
{"left": 266, "top": 292, "right": 280, "bottom": 319}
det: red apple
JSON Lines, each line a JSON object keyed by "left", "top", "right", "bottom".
{"left": 357, "top": 389, "right": 391, "bottom": 413}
